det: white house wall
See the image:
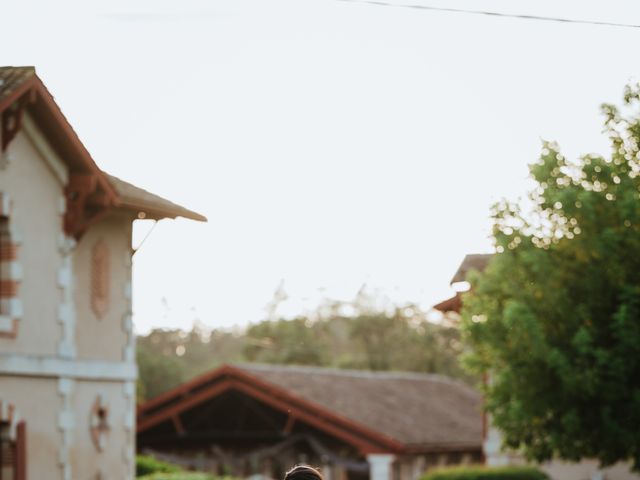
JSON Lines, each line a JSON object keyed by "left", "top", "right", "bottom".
{"left": 0, "top": 129, "right": 65, "bottom": 355}
{"left": 0, "top": 376, "right": 61, "bottom": 479}
{"left": 0, "top": 119, "right": 137, "bottom": 479}
{"left": 71, "top": 380, "right": 134, "bottom": 479}
{"left": 73, "top": 212, "right": 132, "bottom": 362}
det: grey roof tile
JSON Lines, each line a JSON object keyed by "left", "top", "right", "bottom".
{"left": 235, "top": 363, "right": 482, "bottom": 449}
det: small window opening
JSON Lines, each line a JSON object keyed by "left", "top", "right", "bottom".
{"left": 0, "top": 421, "right": 15, "bottom": 480}
{"left": 0, "top": 217, "right": 12, "bottom": 317}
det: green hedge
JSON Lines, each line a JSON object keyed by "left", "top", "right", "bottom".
{"left": 136, "top": 455, "right": 182, "bottom": 477}
{"left": 137, "top": 473, "right": 215, "bottom": 480}
{"left": 136, "top": 456, "right": 238, "bottom": 480}
{"left": 422, "top": 465, "right": 548, "bottom": 480}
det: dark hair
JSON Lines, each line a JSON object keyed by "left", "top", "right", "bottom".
{"left": 284, "top": 465, "right": 324, "bottom": 480}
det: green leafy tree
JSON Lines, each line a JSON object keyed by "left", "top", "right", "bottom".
{"left": 345, "top": 305, "right": 470, "bottom": 378}
{"left": 137, "top": 330, "right": 188, "bottom": 401}
{"left": 243, "top": 297, "right": 472, "bottom": 381}
{"left": 244, "top": 317, "right": 331, "bottom": 365}
{"left": 347, "top": 312, "right": 404, "bottom": 370}
{"left": 137, "top": 326, "right": 246, "bottom": 401}
{"left": 462, "top": 85, "right": 640, "bottom": 470}
{"left": 137, "top": 296, "right": 475, "bottom": 402}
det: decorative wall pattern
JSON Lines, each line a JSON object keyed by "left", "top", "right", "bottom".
{"left": 90, "top": 394, "right": 110, "bottom": 452}
{"left": 57, "top": 195, "right": 76, "bottom": 358}
{"left": 57, "top": 378, "right": 75, "bottom": 480}
{"left": 58, "top": 378, "right": 76, "bottom": 480}
{"left": 0, "top": 191, "right": 23, "bottom": 338}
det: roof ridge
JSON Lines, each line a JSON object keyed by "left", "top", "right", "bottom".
{"left": 0, "top": 66, "right": 35, "bottom": 73}
{"left": 233, "top": 362, "right": 479, "bottom": 396}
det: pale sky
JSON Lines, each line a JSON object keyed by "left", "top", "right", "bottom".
{"left": 4, "top": 0, "right": 640, "bottom": 332}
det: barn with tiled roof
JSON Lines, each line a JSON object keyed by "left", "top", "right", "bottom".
{"left": 137, "top": 364, "right": 483, "bottom": 480}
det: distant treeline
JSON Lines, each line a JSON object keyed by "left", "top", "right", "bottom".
{"left": 137, "top": 299, "right": 473, "bottom": 402}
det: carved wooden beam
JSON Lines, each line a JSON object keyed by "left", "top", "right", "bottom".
{"left": 64, "top": 173, "right": 99, "bottom": 237}
{"left": 283, "top": 413, "right": 296, "bottom": 434}
{"left": 172, "top": 415, "right": 186, "bottom": 436}
{"left": 87, "top": 192, "right": 112, "bottom": 208}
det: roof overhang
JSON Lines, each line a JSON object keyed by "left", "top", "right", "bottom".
{"left": 449, "top": 254, "right": 493, "bottom": 284}
{"left": 0, "top": 67, "right": 206, "bottom": 237}
{"left": 432, "top": 293, "right": 462, "bottom": 313}
{"left": 107, "top": 174, "right": 207, "bottom": 222}
{"left": 1, "top": 72, "right": 118, "bottom": 199}
{"left": 432, "top": 254, "right": 495, "bottom": 313}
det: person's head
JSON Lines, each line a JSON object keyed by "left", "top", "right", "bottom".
{"left": 284, "top": 465, "right": 324, "bottom": 480}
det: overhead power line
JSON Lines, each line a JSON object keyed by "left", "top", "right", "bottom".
{"left": 338, "top": 0, "right": 640, "bottom": 29}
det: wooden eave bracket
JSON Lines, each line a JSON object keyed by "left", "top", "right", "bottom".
{"left": 0, "top": 77, "right": 122, "bottom": 238}
{"left": 171, "top": 414, "right": 186, "bottom": 436}
{"left": 64, "top": 173, "right": 118, "bottom": 238}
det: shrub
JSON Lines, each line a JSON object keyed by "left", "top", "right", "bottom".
{"left": 137, "top": 474, "right": 215, "bottom": 480}
{"left": 136, "top": 455, "right": 183, "bottom": 477}
{"left": 422, "top": 465, "right": 548, "bottom": 480}
{"left": 138, "top": 474, "right": 240, "bottom": 480}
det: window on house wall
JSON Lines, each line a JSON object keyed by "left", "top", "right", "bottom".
{"left": 0, "top": 216, "right": 14, "bottom": 317}
{"left": 0, "top": 212, "right": 22, "bottom": 338}
{"left": 0, "top": 421, "right": 15, "bottom": 480}
{"left": 0, "top": 420, "right": 26, "bottom": 480}
{"left": 0, "top": 193, "right": 21, "bottom": 338}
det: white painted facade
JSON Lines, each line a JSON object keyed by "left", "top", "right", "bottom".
{"left": 0, "top": 120, "right": 137, "bottom": 479}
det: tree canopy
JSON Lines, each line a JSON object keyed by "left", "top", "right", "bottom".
{"left": 462, "top": 85, "right": 640, "bottom": 470}
{"left": 137, "top": 295, "right": 473, "bottom": 402}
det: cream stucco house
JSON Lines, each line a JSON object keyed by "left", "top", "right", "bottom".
{"left": 0, "top": 67, "right": 205, "bottom": 480}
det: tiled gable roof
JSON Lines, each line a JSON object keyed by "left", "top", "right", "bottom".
{"left": 236, "top": 364, "right": 482, "bottom": 450}
{"left": 0, "top": 67, "right": 35, "bottom": 102}
{"left": 138, "top": 363, "right": 482, "bottom": 452}
{"left": 450, "top": 254, "right": 493, "bottom": 284}
{"left": 0, "top": 66, "right": 206, "bottom": 223}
